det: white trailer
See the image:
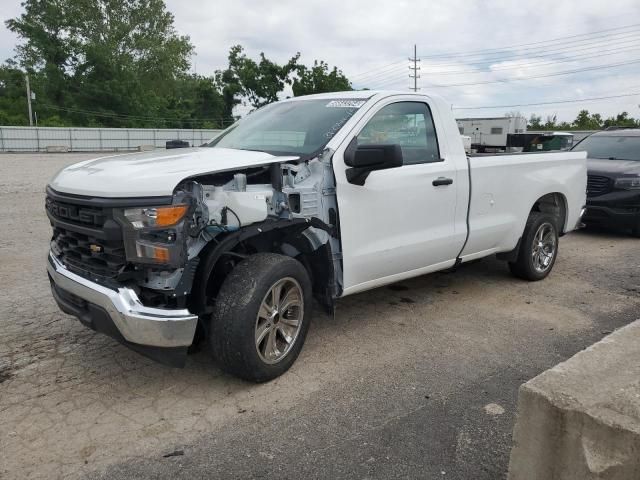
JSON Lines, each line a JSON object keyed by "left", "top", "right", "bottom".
{"left": 456, "top": 116, "right": 527, "bottom": 152}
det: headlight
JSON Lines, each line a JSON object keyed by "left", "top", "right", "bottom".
{"left": 614, "top": 177, "right": 640, "bottom": 190}
{"left": 116, "top": 204, "right": 190, "bottom": 266}
{"left": 124, "top": 205, "right": 188, "bottom": 229}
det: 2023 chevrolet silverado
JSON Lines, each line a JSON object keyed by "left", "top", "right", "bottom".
{"left": 46, "top": 91, "right": 587, "bottom": 382}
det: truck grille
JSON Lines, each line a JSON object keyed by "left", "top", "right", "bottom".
{"left": 51, "top": 226, "right": 126, "bottom": 278}
{"left": 586, "top": 175, "right": 612, "bottom": 197}
{"left": 46, "top": 195, "right": 126, "bottom": 279}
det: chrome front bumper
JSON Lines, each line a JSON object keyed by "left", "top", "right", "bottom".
{"left": 47, "top": 252, "right": 198, "bottom": 348}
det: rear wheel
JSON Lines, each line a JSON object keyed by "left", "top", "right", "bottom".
{"left": 632, "top": 219, "right": 640, "bottom": 238}
{"left": 509, "top": 212, "right": 559, "bottom": 281}
{"left": 209, "top": 253, "right": 312, "bottom": 382}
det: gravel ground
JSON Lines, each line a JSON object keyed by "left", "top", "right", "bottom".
{"left": 1, "top": 153, "right": 639, "bottom": 480}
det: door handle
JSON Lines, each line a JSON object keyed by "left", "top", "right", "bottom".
{"left": 432, "top": 177, "right": 453, "bottom": 186}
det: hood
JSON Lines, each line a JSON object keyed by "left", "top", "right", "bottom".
{"left": 48, "top": 147, "right": 299, "bottom": 198}
{"left": 587, "top": 157, "right": 640, "bottom": 176}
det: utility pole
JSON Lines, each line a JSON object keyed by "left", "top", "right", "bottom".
{"left": 25, "top": 74, "right": 33, "bottom": 126}
{"left": 409, "top": 44, "right": 420, "bottom": 92}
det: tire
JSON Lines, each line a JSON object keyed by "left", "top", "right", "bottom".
{"left": 632, "top": 219, "right": 640, "bottom": 238}
{"left": 509, "top": 212, "right": 559, "bottom": 281}
{"left": 209, "top": 253, "right": 312, "bottom": 382}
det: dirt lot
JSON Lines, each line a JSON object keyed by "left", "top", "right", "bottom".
{"left": 1, "top": 153, "right": 639, "bottom": 479}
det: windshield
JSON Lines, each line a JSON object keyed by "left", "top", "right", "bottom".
{"left": 208, "top": 98, "right": 367, "bottom": 156}
{"left": 572, "top": 135, "right": 640, "bottom": 161}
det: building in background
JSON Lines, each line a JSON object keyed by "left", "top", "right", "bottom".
{"left": 456, "top": 116, "right": 527, "bottom": 153}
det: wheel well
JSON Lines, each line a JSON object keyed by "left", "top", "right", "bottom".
{"left": 188, "top": 221, "right": 336, "bottom": 317}
{"left": 530, "top": 192, "right": 567, "bottom": 234}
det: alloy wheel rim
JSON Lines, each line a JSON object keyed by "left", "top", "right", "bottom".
{"left": 255, "top": 277, "right": 304, "bottom": 365}
{"left": 531, "top": 222, "right": 557, "bottom": 273}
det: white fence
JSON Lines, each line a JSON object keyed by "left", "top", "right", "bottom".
{"left": 0, "top": 126, "right": 223, "bottom": 152}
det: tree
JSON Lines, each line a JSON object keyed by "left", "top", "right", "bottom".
{"left": 219, "top": 45, "right": 300, "bottom": 112}
{"left": 528, "top": 114, "right": 543, "bottom": 129}
{"left": 5, "top": 1, "right": 354, "bottom": 127}
{"left": 544, "top": 114, "right": 557, "bottom": 130}
{"left": 527, "top": 110, "right": 638, "bottom": 131}
{"left": 163, "top": 74, "right": 226, "bottom": 128}
{"left": 572, "top": 110, "right": 603, "bottom": 130}
{"left": 0, "top": 64, "right": 30, "bottom": 125}
{"left": 292, "top": 61, "right": 352, "bottom": 97}
{"left": 216, "top": 48, "right": 354, "bottom": 120}
{"left": 603, "top": 111, "right": 639, "bottom": 129}
{"left": 6, "top": 0, "right": 200, "bottom": 127}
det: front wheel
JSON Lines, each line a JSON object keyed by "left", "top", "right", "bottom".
{"left": 509, "top": 212, "right": 559, "bottom": 281}
{"left": 209, "top": 253, "right": 312, "bottom": 382}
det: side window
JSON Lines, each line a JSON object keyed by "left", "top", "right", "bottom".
{"left": 357, "top": 102, "right": 441, "bottom": 164}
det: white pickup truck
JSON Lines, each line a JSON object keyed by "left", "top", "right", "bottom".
{"left": 46, "top": 91, "right": 587, "bottom": 381}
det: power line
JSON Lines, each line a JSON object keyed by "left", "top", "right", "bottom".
{"left": 352, "top": 65, "right": 408, "bottom": 84}
{"left": 417, "top": 23, "right": 640, "bottom": 59}
{"left": 424, "top": 58, "right": 640, "bottom": 88}
{"left": 361, "top": 38, "right": 640, "bottom": 88}
{"left": 452, "top": 91, "right": 640, "bottom": 110}
{"left": 348, "top": 59, "right": 406, "bottom": 79}
{"left": 365, "top": 74, "right": 409, "bottom": 89}
{"left": 423, "top": 43, "right": 640, "bottom": 76}
{"left": 354, "top": 30, "right": 640, "bottom": 86}
{"left": 354, "top": 25, "right": 640, "bottom": 87}
{"left": 419, "top": 30, "right": 640, "bottom": 67}
{"left": 365, "top": 57, "right": 640, "bottom": 90}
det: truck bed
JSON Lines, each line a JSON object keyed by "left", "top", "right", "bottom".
{"left": 460, "top": 151, "right": 587, "bottom": 261}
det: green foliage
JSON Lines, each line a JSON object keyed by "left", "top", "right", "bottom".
{"left": 38, "top": 114, "right": 70, "bottom": 127}
{"left": 528, "top": 114, "right": 543, "bottom": 129}
{"left": 4, "top": 0, "right": 226, "bottom": 127}
{"left": 292, "top": 61, "right": 352, "bottom": 97}
{"left": 573, "top": 110, "right": 603, "bottom": 129}
{"left": 3, "top": 1, "right": 352, "bottom": 128}
{"left": 0, "top": 65, "right": 29, "bottom": 125}
{"left": 528, "top": 109, "right": 640, "bottom": 131}
{"left": 602, "top": 111, "right": 639, "bottom": 129}
{"left": 219, "top": 45, "right": 300, "bottom": 111}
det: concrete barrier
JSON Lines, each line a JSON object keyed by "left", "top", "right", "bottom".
{"left": 508, "top": 320, "right": 640, "bottom": 480}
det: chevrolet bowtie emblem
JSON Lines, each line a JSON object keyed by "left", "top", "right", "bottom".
{"left": 89, "top": 244, "right": 103, "bottom": 253}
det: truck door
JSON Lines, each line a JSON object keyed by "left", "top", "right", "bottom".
{"left": 333, "top": 98, "right": 466, "bottom": 295}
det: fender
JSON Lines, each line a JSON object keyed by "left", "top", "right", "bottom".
{"left": 189, "top": 217, "right": 336, "bottom": 315}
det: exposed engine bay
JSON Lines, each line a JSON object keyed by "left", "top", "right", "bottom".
{"left": 139, "top": 150, "right": 342, "bottom": 309}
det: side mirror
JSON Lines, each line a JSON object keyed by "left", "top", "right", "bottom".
{"left": 344, "top": 141, "right": 403, "bottom": 185}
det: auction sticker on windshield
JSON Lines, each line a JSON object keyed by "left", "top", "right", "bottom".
{"left": 326, "top": 100, "right": 367, "bottom": 108}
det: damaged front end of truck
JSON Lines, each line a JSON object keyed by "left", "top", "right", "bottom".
{"left": 46, "top": 149, "right": 343, "bottom": 367}
{"left": 46, "top": 95, "right": 372, "bottom": 379}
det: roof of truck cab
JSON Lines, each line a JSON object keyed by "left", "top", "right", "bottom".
{"left": 282, "top": 90, "right": 447, "bottom": 101}
{"left": 456, "top": 117, "right": 524, "bottom": 121}
{"left": 590, "top": 129, "right": 640, "bottom": 137}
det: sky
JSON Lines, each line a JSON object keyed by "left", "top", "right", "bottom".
{"left": 2, "top": 0, "right": 640, "bottom": 122}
